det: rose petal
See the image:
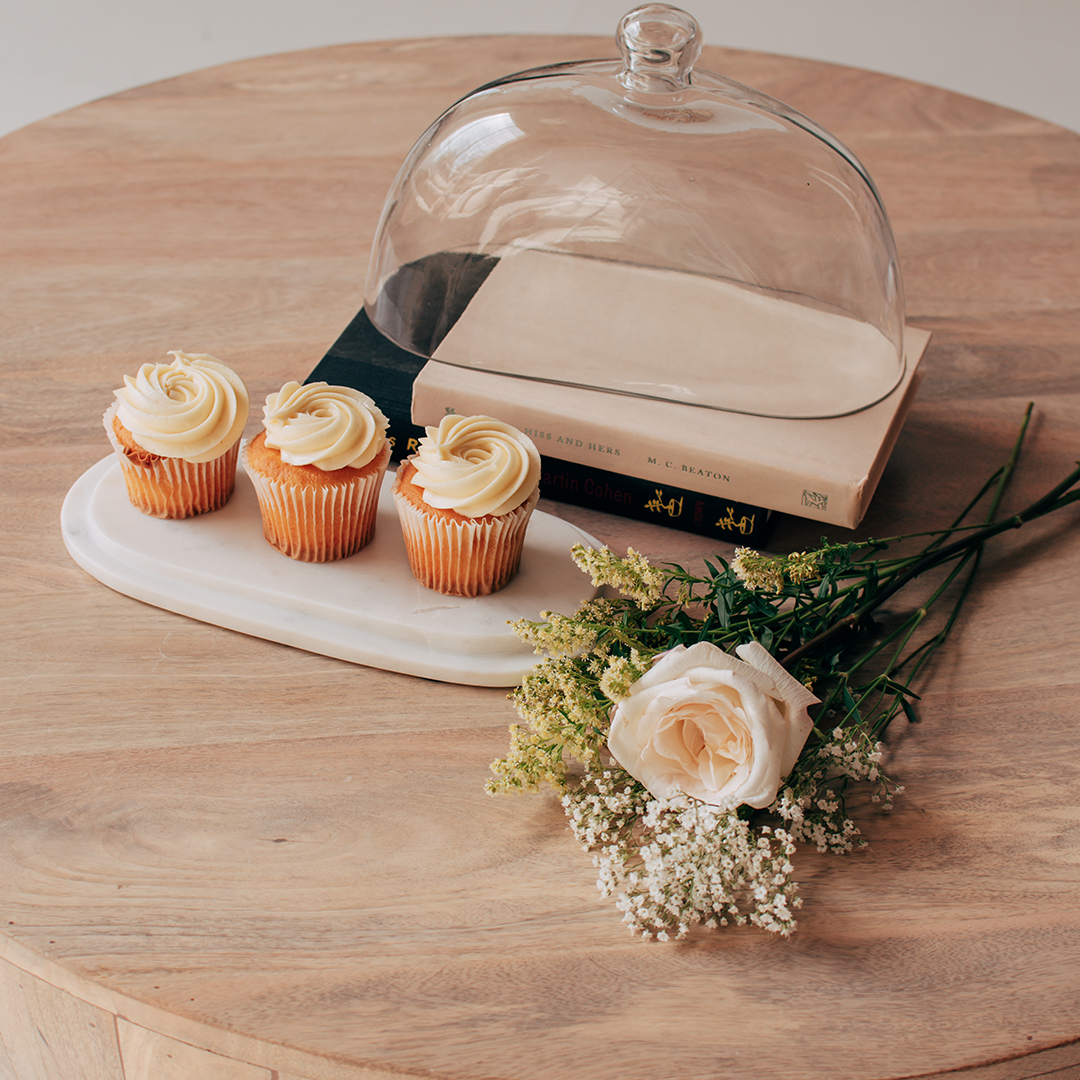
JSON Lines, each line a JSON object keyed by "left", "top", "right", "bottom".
{"left": 607, "top": 640, "right": 819, "bottom": 810}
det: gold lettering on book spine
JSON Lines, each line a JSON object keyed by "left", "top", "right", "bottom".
{"left": 645, "top": 490, "right": 684, "bottom": 519}
{"left": 717, "top": 507, "right": 757, "bottom": 535}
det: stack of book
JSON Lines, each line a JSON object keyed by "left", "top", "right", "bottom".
{"left": 308, "top": 254, "right": 926, "bottom": 544}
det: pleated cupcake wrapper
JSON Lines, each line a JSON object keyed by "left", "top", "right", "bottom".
{"left": 393, "top": 483, "right": 539, "bottom": 597}
{"left": 103, "top": 402, "right": 238, "bottom": 519}
{"left": 242, "top": 443, "right": 387, "bottom": 562}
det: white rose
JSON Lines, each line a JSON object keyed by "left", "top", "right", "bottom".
{"left": 607, "top": 641, "right": 819, "bottom": 810}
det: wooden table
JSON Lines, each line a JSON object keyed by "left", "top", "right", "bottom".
{"left": 2, "top": 34, "right": 1079, "bottom": 1080}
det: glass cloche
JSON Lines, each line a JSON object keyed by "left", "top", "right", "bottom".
{"left": 364, "top": 4, "right": 905, "bottom": 419}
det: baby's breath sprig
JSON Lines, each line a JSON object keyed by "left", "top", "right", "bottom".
{"left": 488, "top": 406, "right": 1080, "bottom": 937}
{"left": 563, "top": 770, "right": 801, "bottom": 939}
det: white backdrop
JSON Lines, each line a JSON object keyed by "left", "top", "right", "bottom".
{"left": 2, "top": 0, "right": 1077, "bottom": 138}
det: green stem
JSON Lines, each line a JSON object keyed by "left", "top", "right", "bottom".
{"left": 780, "top": 464, "right": 1080, "bottom": 670}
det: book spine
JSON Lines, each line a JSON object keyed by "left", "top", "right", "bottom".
{"left": 537, "top": 456, "right": 771, "bottom": 543}
{"left": 411, "top": 371, "right": 853, "bottom": 526}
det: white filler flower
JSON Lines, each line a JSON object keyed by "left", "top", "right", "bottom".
{"left": 607, "top": 641, "right": 819, "bottom": 809}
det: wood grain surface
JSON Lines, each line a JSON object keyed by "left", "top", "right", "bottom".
{"left": 1, "top": 34, "right": 1079, "bottom": 1080}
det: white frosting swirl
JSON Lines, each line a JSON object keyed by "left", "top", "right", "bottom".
{"left": 113, "top": 351, "right": 249, "bottom": 463}
{"left": 410, "top": 415, "right": 540, "bottom": 518}
{"left": 262, "top": 381, "right": 388, "bottom": 471}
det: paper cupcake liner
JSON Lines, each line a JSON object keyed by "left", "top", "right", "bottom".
{"left": 242, "top": 440, "right": 389, "bottom": 562}
{"left": 393, "top": 478, "right": 539, "bottom": 597}
{"left": 103, "top": 402, "right": 239, "bottom": 519}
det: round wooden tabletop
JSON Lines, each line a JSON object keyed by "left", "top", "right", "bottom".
{"left": 2, "top": 34, "right": 1079, "bottom": 1080}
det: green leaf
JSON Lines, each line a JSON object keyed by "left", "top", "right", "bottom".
{"left": 714, "top": 587, "right": 731, "bottom": 629}
{"left": 840, "top": 683, "right": 862, "bottom": 724}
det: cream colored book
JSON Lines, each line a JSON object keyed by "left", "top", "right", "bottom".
{"left": 427, "top": 247, "right": 905, "bottom": 420}
{"left": 414, "top": 329, "right": 928, "bottom": 530}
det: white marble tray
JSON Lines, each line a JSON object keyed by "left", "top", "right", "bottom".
{"left": 61, "top": 457, "right": 599, "bottom": 686}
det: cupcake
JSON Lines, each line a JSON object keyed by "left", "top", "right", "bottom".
{"left": 103, "top": 350, "right": 249, "bottom": 518}
{"left": 242, "top": 381, "right": 390, "bottom": 562}
{"left": 393, "top": 414, "right": 541, "bottom": 597}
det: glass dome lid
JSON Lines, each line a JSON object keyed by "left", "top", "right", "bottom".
{"left": 364, "top": 4, "right": 906, "bottom": 419}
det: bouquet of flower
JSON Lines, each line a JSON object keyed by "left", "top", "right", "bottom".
{"left": 488, "top": 407, "right": 1079, "bottom": 939}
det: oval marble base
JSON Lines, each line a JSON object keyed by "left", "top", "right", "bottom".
{"left": 61, "top": 457, "right": 599, "bottom": 686}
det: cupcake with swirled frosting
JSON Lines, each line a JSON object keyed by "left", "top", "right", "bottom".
{"left": 242, "top": 381, "right": 390, "bottom": 562}
{"left": 392, "top": 414, "right": 541, "bottom": 596}
{"left": 103, "top": 350, "right": 249, "bottom": 518}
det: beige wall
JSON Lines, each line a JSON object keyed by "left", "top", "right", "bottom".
{"left": 2, "top": 0, "right": 1077, "bottom": 138}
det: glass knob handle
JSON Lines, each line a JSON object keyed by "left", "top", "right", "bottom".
{"left": 617, "top": 3, "right": 702, "bottom": 93}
